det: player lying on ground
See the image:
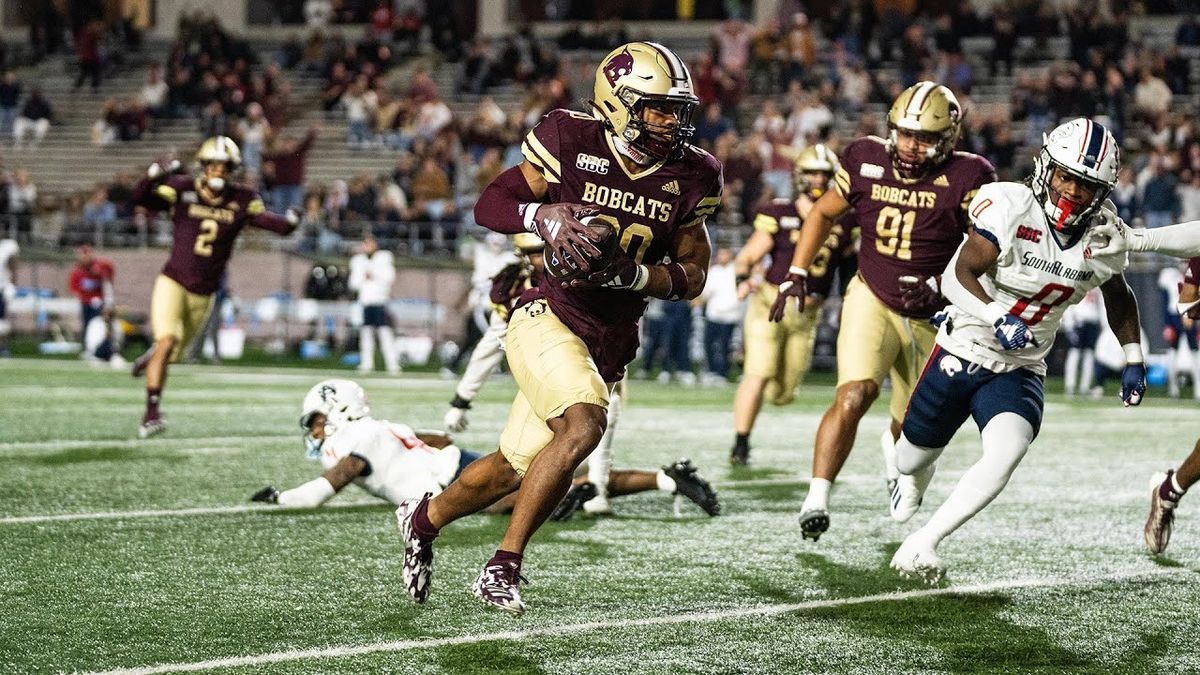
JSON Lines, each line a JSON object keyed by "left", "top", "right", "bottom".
{"left": 1088, "top": 215, "right": 1200, "bottom": 555}
{"left": 396, "top": 41, "right": 722, "bottom": 616}
{"left": 130, "top": 137, "right": 297, "bottom": 439}
{"left": 888, "top": 118, "right": 1145, "bottom": 583}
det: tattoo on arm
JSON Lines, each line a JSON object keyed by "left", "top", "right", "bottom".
{"left": 321, "top": 455, "right": 367, "bottom": 491}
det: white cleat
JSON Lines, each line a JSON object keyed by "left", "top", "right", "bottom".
{"left": 890, "top": 472, "right": 929, "bottom": 523}
{"left": 1144, "top": 471, "right": 1178, "bottom": 555}
{"left": 582, "top": 494, "right": 613, "bottom": 515}
{"left": 890, "top": 536, "right": 946, "bottom": 585}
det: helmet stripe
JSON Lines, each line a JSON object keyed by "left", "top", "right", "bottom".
{"left": 1076, "top": 119, "right": 1093, "bottom": 167}
{"left": 906, "top": 82, "right": 934, "bottom": 118}
{"left": 644, "top": 42, "right": 685, "bottom": 82}
{"left": 1090, "top": 122, "right": 1110, "bottom": 169}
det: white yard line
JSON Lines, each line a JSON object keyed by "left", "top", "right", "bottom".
{"left": 80, "top": 568, "right": 1178, "bottom": 675}
{"left": 0, "top": 435, "right": 295, "bottom": 453}
{"left": 0, "top": 499, "right": 386, "bottom": 525}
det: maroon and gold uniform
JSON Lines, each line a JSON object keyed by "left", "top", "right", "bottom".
{"left": 744, "top": 199, "right": 855, "bottom": 404}
{"left": 133, "top": 174, "right": 293, "bottom": 357}
{"left": 832, "top": 135, "right": 996, "bottom": 420}
{"left": 518, "top": 108, "right": 722, "bottom": 381}
{"left": 1187, "top": 257, "right": 1200, "bottom": 287}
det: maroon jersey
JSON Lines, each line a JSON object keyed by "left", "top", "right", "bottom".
{"left": 834, "top": 136, "right": 995, "bottom": 317}
{"left": 133, "top": 175, "right": 292, "bottom": 295}
{"left": 489, "top": 261, "right": 545, "bottom": 320}
{"left": 1187, "top": 257, "right": 1200, "bottom": 287}
{"left": 753, "top": 199, "right": 854, "bottom": 298}
{"left": 518, "top": 109, "right": 723, "bottom": 380}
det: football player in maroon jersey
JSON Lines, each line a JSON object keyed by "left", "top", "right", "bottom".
{"left": 396, "top": 42, "right": 722, "bottom": 615}
{"left": 130, "top": 137, "right": 297, "bottom": 438}
{"left": 730, "top": 144, "right": 855, "bottom": 466}
{"left": 770, "top": 82, "right": 997, "bottom": 541}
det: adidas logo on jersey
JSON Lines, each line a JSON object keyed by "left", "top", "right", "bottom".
{"left": 662, "top": 180, "right": 681, "bottom": 195}
{"left": 933, "top": 175, "right": 950, "bottom": 187}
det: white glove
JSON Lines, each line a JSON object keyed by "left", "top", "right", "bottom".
{"left": 286, "top": 208, "right": 301, "bottom": 226}
{"left": 1086, "top": 212, "right": 1139, "bottom": 256}
{"left": 147, "top": 159, "right": 182, "bottom": 181}
{"left": 443, "top": 406, "right": 468, "bottom": 433}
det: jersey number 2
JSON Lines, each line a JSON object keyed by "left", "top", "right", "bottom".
{"left": 875, "top": 207, "right": 915, "bottom": 260}
{"left": 1010, "top": 283, "right": 1074, "bottom": 326}
{"left": 193, "top": 219, "right": 219, "bottom": 257}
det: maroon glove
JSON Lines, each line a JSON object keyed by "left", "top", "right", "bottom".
{"left": 569, "top": 250, "right": 648, "bottom": 291}
{"left": 768, "top": 268, "right": 808, "bottom": 322}
{"left": 899, "top": 275, "right": 947, "bottom": 314}
{"left": 528, "top": 203, "right": 601, "bottom": 274}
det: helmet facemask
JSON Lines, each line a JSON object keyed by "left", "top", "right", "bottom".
{"left": 886, "top": 124, "right": 957, "bottom": 180}
{"left": 1033, "top": 153, "right": 1112, "bottom": 236}
{"left": 613, "top": 88, "right": 697, "bottom": 162}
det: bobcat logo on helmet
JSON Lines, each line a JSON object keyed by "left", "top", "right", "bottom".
{"left": 602, "top": 48, "right": 635, "bottom": 87}
{"left": 590, "top": 42, "right": 699, "bottom": 162}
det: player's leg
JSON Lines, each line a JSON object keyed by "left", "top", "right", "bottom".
{"left": 1186, "top": 327, "right": 1200, "bottom": 400}
{"left": 895, "top": 370, "right": 1042, "bottom": 583}
{"left": 1079, "top": 322, "right": 1099, "bottom": 394}
{"left": 731, "top": 286, "right": 781, "bottom": 464}
{"left": 800, "top": 278, "right": 899, "bottom": 538}
{"left": 1146, "top": 436, "right": 1200, "bottom": 554}
{"left": 1165, "top": 320, "right": 1182, "bottom": 398}
{"left": 1063, "top": 327, "right": 1082, "bottom": 395}
{"left": 773, "top": 301, "right": 818, "bottom": 407}
{"left": 140, "top": 276, "right": 186, "bottom": 437}
{"left": 358, "top": 325, "right": 376, "bottom": 372}
{"left": 584, "top": 381, "right": 621, "bottom": 514}
{"left": 377, "top": 325, "right": 400, "bottom": 374}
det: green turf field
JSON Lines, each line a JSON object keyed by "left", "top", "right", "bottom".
{"left": 1, "top": 358, "right": 1197, "bottom": 674}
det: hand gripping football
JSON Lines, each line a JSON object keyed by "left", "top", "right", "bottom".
{"left": 545, "top": 215, "right": 619, "bottom": 280}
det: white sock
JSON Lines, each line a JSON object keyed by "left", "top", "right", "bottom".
{"left": 378, "top": 326, "right": 400, "bottom": 373}
{"left": 655, "top": 470, "right": 676, "bottom": 492}
{"left": 1167, "top": 348, "right": 1181, "bottom": 396}
{"left": 913, "top": 413, "right": 1033, "bottom": 547}
{"left": 1080, "top": 350, "right": 1095, "bottom": 391}
{"left": 881, "top": 428, "right": 900, "bottom": 482}
{"left": 1064, "top": 348, "right": 1080, "bottom": 394}
{"left": 588, "top": 393, "right": 620, "bottom": 496}
{"left": 803, "top": 477, "right": 832, "bottom": 512}
{"left": 359, "top": 326, "right": 375, "bottom": 370}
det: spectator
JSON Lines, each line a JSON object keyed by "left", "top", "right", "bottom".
{"left": 82, "top": 186, "right": 117, "bottom": 242}
{"left": 304, "top": 0, "right": 333, "bottom": 35}
{"left": 140, "top": 63, "right": 169, "bottom": 118}
{"left": 1112, "top": 167, "right": 1139, "bottom": 226}
{"left": 699, "top": 247, "right": 742, "bottom": 385}
{"left": 367, "top": 0, "right": 395, "bottom": 43}
{"left": 1178, "top": 170, "right": 1200, "bottom": 224}
{"left": 1139, "top": 155, "right": 1179, "bottom": 230}
{"left": 410, "top": 157, "right": 454, "bottom": 221}
{"left": 68, "top": 245, "right": 114, "bottom": 335}
{"left": 342, "top": 76, "right": 378, "bottom": 148}
{"left": 0, "top": 71, "right": 20, "bottom": 135}
{"left": 91, "top": 98, "right": 119, "bottom": 146}
{"left": 72, "top": 20, "right": 103, "bottom": 92}
{"left": 5, "top": 168, "right": 35, "bottom": 239}
{"left": 235, "top": 102, "right": 271, "bottom": 174}
{"left": 693, "top": 102, "right": 732, "bottom": 148}
{"left": 713, "top": 19, "right": 752, "bottom": 76}
{"left": 784, "top": 13, "right": 816, "bottom": 86}
{"left": 263, "top": 124, "right": 319, "bottom": 212}
{"left": 12, "top": 87, "right": 51, "bottom": 149}
{"left": 1133, "top": 67, "right": 1172, "bottom": 122}
{"left": 116, "top": 97, "right": 150, "bottom": 142}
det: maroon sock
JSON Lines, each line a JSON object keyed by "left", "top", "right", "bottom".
{"left": 145, "top": 388, "right": 162, "bottom": 419}
{"left": 1161, "top": 475, "right": 1185, "bottom": 502}
{"left": 489, "top": 549, "right": 523, "bottom": 569}
{"left": 411, "top": 496, "right": 440, "bottom": 541}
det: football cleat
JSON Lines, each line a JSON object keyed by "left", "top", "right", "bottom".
{"left": 1144, "top": 471, "right": 1179, "bottom": 555}
{"left": 891, "top": 536, "right": 946, "bottom": 585}
{"left": 395, "top": 494, "right": 434, "bottom": 603}
{"left": 582, "top": 494, "right": 613, "bottom": 515}
{"left": 798, "top": 508, "right": 830, "bottom": 541}
{"left": 890, "top": 470, "right": 932, "bottom": 524}
{"left": 130, "top": 347, "right": 155, "bottom": 378}
{"left": 472, "top": 561, "right": 527, "bottom": 616}
{"left": 550, "top": 482, "right": 598, "bottom": 521}
{"left": 138, "top": 416, "right": 167, "bottom": 439}
{"left": 664, "top": 459, "right": 720, "bottom": 516}
{"left": 729, "top": 442, "right": 750, "bottom": 466}
{"left": 881, "top": 429, "right": 899, "bottom": 497}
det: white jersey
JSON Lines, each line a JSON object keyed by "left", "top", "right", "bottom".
{"left": 348, "top": 250, "right": 395, "bottom": 306}
{"left": 0, "top": 238, "right": 17, "bottom": 290}
{"left": 318, "top": 417, "right": 462, "bottom": 504}
{"left": 939, "top": 182, "right": 1127, "bottom": 375}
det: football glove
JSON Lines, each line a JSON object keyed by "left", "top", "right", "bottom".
{"left": 569, "top": 250, "right": 648, "bottom": 291}
{"left": 899, "top": 275, "right": 947, "bottom": 314}
{"left": 146, "top": 159, "right": 182, "bottom": 182}
{"left": 285, "top": 208, "right": 301, "bottom": 226}
{"left": 993, "top": 315, "right": 1035, "bottom": 350}
{"left": 768, "top": 268, "right": 808, "bottom": 322}
{"left": 527, "top": 203, "right": 602, "bottom": 273}
{"left": 251, "top": 486, "right": 280, "bottom": 503}
{"left": 1121, "top": 362, "right": 1146, "bottom": 407}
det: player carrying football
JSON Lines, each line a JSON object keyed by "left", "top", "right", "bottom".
{"left": 770, "top": 82, "right": 997, "bottom": 540}
{"left": 888, "top": 118, "right": 1146, "bottom": 583}
{"left": 396, "top": 41, "right": 722, "bottom": 615}
{"left": 130, "top": 137, "right": 298, "bottom": 438}
{"left": 730, "top": 144, "right": 855, "bottom": 465}
{"left": 1087, "top": 211, "right": 1200, "bottom": 556}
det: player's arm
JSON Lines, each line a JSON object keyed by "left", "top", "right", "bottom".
{"left": 734, "top": 229, "right": 773, "bottom": 299}
{"left": 942, "top": 230, "right": 1037, "bottom": 350}
{"left": 767, "top": 189, "right": 850, "bottom": 321}
{"left": 637, "top": 220, "right": 712, "bottom": 301}
{"left": 1181, "top": 275, "right": 1200, "bottom": 321}
{"left": 246, "top": 197, "right": 299, "bottom": 235}
{"left": 414, "top": 432, "right": 454, "bottom": 449}
{"left": 251, "top": 455, "right": 368, "bottom": 507}
{"left": 1100, "top": 272, "right": 1146, "bottom": 406}
{"left": 1091, "top": 217, "right": 1200, "bottom": 258}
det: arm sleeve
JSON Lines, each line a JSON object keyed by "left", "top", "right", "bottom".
{"left": 375, "top": 251, "right": 396, "bottom": 288}
{"left": 454, "top": 312, "right": 509, "bottom": 401}
{"left": 940, "top": 239, "right": 1008, "bottom": 326}
{"left": 276, "top": 476, "right": 337, "bottom": 508}
{"left": 964, "top": 186, "right": 1015, "bottom": 263}
{"left": 248, "top": 197, "right": 296, "bottom": 234}
{"left": 473, "top": 164, "right": 540, "bottom": 234}
{"left": 752, "top": 209, "right": 779, "bottom": 235}
{"left": 1130, "top": 220, "right": 1200, "bottom": 258}
{"left": 348, "top": 254, "right": 366, "bottom": 292}
{"left": 129, "top": 176, "right": 176, "bottom": 212}
{"left": 520, "top": 111, "right": 563, "bottom": 185}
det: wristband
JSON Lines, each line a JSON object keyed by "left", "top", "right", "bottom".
{"left": 735, "top": 273, "right": 750, "bottom": 285}
{"left": 520, "top": 203, "right": 540, "bottom": 232}
{"left": 984, "top": 301, "right": 1010, "bottom": 327}
{"left": 449, "top": 394, "right": 472, "bottom": 410}
{"left": 788, "top": 266, "right": 809, "bottom": 278}
{"left": 666, "top": 262, "right": 689, "bottom": 300}
{"left": 1122, "top": 342, "right": 1145, "bottom": 364}
{"left": 631, "top": 264, "right": 650, "bottom": 292}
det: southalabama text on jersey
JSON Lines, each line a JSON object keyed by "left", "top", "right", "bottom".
{"left": 1020, "top": 251, "right": 1095, "bottom": 281}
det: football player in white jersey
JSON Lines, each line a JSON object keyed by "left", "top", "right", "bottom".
{"left": 887, "top": 118, "right": 1147, "bottom": 583}
{"left": 1088, "top": 205, "right": 1200, "bottom": 556}
{"left": 0, "top": 238, "right": 17, "bottom": 357}
{"left": 251, "top": 380, "right": 478, "bottom": 507}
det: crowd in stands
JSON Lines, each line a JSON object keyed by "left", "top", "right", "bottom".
{"left": 0, "top": 3, "right": 1196, "bottom": 259}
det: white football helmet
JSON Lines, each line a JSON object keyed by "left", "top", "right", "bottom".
{"left": 300, "top": 379, "right": 370, "bottom": 456}
{"left": 1032, "top": 118, "right": 1119, "bottom": 235}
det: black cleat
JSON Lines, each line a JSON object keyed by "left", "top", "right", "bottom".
{"left": 664, "top": 459, "right": 721, "bottom": 516}
{"left": 798, "top": 508, "right": 829, "bottom": 541}
{"left": 730, "top": 442, "right": 750, "bottom": 466}
{"left": 550, "top": 481, "right": 598, "bottom": 521}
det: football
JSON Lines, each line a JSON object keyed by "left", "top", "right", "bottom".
{"left": 545, "top": 215, "right": 619, "bottom": 280}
